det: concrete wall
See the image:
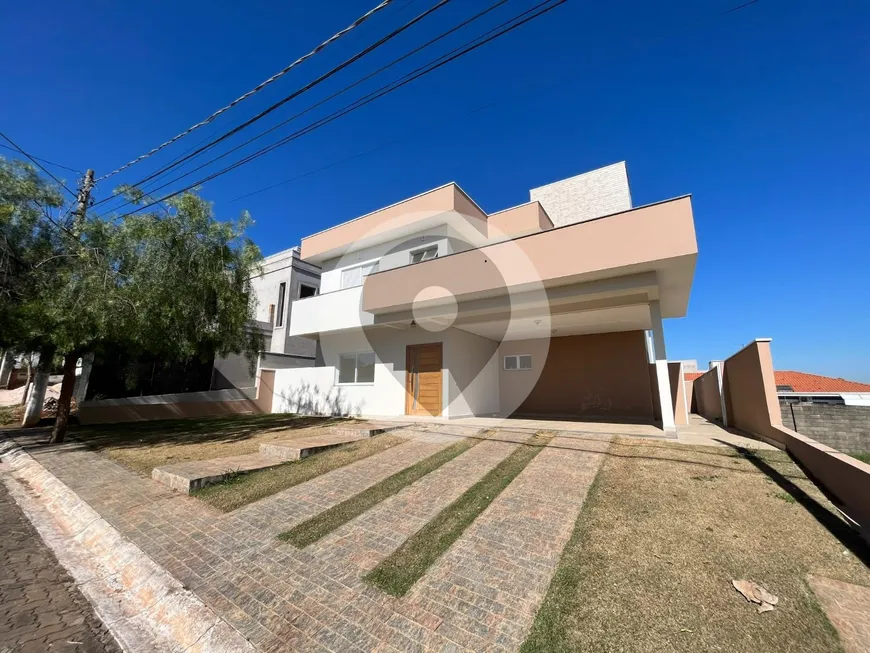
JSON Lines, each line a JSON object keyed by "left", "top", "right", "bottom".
{"left": 693, "top": 367, "right": 722, "bottom": 421}
{"left": 529, "top": 162, "right": 632, "bottom": 227}
{"left": 685, "top": 380, "right": 695, "bottom": 413}
{"left": 696, "top": 339, "right": 870, "bottom": 542}
{"left": 780, "top": 401, "right": 870, "bottom": 455}
{"left": 507, "top": 331, "right": 656, "bottom": 421}
{"left": 78, "top": 370, "right": 274, "bottom": 424}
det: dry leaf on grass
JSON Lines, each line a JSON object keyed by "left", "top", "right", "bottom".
{"left": 732, "top": 579, "right": 778, "bottom": 613}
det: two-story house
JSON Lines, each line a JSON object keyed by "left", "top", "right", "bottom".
{"left": 211, "top": 246, "right": 322, "bottom": 390}
{"left": 272, "top": 162, "right": 697, "bottom": 431}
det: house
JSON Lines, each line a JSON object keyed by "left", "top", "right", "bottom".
{"left": 271, "top": 162, "right": 698, "bottom": 431}
{"left": 685, "top": 369, "right": 870, "bottom": 408}
{"left": 211, "top": 246, "right": 321, "bottom": 391}
{"left": 84, "top": 246, "right": 321, "bottom": 400}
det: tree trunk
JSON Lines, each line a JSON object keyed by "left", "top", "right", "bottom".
{"left": 72, "top": 351, "right": 94, "bottom": 406}
{"left": 19, "top": 359, "right": 33, "bottom": 407}
{"left": 22, "top": 347, "right": 55, "bottom": 427}
{"left": 50, "top": 352, "right": 80, "bottom": 444}
{"left": 0, "top": 349, "right": 13, "bottom": 388}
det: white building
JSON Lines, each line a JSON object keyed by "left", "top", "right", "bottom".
{"left": 271, "top": 162, "right": 697, "bottom": 431}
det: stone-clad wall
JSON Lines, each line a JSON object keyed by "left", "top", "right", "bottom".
{"left": 780, "top": 401, "right": 870, "bottom": 455}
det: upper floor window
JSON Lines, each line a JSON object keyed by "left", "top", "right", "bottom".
{"left": 299, "top": 284, "right": 318, "bottom": 298}
{"left": 340, "top": 261, "right": 379, "bottom": 289}
{"left": 275, "top": 282, "right": 286, "bottom": 327}
{"left": 410, "top": 246, "right": 438, "bottom": 264}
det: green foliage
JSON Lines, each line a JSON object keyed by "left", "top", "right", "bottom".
{"left": 0, "top": 153, "right": 264, "bottom": 387}
{"left": 0, "top": 157, "right": 65, "bottom": 351}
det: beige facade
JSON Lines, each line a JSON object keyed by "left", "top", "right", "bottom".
{"left": 283, "top": 163, "right": 695, "bottom": 430}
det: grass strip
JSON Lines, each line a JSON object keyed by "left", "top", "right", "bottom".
{"left": 193, "top": 434, "right": 407, "bottom": 512}
{"left": 279, "top": 435, "right": 481, "bottom": 547}
{"left": 365, "top": 432, "right": 553, "bottom": 597}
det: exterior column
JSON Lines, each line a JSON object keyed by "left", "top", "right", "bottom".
{"left": 650, "top": 301, "right": 676, "bottom": 432}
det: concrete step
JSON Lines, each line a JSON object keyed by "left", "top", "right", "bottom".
{"left": 152, "top": 453, "right": 285, "bottom": 494}
{"left": 152, "top": 423, "right": 410, "bottom": 494}
{"left": 260, "top": 432, "right": 369, "bottom": 462}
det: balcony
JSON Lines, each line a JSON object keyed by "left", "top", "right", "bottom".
{"left": 288, "top": 286, "right": 374, "bottom": 338}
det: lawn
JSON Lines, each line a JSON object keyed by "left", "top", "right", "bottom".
{"left": 0, "top": 405, "right": 21, "bottom": 427}
{"left": 522, "top": 437, "right": 870, "bottom": 653}
{"left": 194, "top": 433, "right": 408, "bottom": 511}
{"left": 70, "top": 413, "right": 353, "bottom": 476}
{"left": 852, "top": 452, "right": 870, "bottom": 464}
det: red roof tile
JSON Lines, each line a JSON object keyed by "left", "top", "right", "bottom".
{"left": 684, "top": 369, "right": 870, "bottom": 392}
{"left": 773, "top": 371, "right": 870, "bottom": 393}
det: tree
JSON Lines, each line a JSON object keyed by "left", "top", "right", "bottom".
{"left": 0, "top": 156, "right": 264, "bottom": 442}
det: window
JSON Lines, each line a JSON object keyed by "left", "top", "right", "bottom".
{"left": 340, "top": 261, "right": 379, "bottom": 289}
{"left": 410, "top": 246, "right": 438, "bottom": 264}
{"left": 337, "top": 352, "right": 376, "bottom": 384}
{"left": 275, "top": 282, "right": 286, "bottom": 327}
{"left": 299, "top": 284, "right": 318, "bottom": 298}
{"left": 776, "top": 385, "right": 794, "bottom": 392}
{"left": 504, "top": 354, "right": 532, "bottom": 371}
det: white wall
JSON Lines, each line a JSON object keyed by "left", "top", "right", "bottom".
{"left": 272, "top": 326, "right": 500, "bottom": 418}
{"left": 318, "top": 224, "right": 475, "bottom": 294}
{"left": 445, "top": 328, "right": 500, "bottom": 417}
{"left": 498, "top": 338, "right": 551, "bottom": 417}
{"left": 288, "top": 286, "right": 373, "bottom": 337}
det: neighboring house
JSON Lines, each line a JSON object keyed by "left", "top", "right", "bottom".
{"left": 273, "top": 162, "right": 698, "bottom": 431}
{"left": 685, "top": 369, "right": 870, "bottom": 407}
{"left": 86, "top": 246, "right": 321, "bottom": 400}
{"left": 211, "top": 246, "right": 321, "bottom": 391}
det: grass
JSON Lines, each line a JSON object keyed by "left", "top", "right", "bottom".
{"left": 365, "top": 432, "right": 554, "bottom": 597}
{"left": 279, "top": 435, "right": 481, "bottom": 548}
{"left": 192, "top": 434, "right": 408, "bottom": 511}
{"left": 69, "top": 413, "right": 353, "bottom": 476}
{"left": 0, "top": 405, "right": 20, "bottom": 427}
{"left": 521, "top": 437, "right": 870, "bottom": 653}
{"left": 851, "top": 452, "right": 870, "bottom": 464}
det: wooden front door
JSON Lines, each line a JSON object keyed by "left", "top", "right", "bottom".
{"left": 405, "top": 343, "right": 443, "bottom": 416}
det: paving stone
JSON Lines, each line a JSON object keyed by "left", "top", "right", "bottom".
{"left": 3, "top": 428, "right": 613, "bottom": 652}
{"left": 0, "top": 479, "right": 121, "bottom": 653}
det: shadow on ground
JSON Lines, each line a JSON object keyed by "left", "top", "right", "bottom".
{"left": 67, "top": 414, "right": 350, "bottom": 452}
{"left": 719, "top": 440, "right": 870, "bottom": 567}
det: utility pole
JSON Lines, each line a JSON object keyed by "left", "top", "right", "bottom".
{"left": 71, "top": 169, "right": 95, "bottom": 236}
{"left": 23, "top": 169, "right": 96, "bottom": 434}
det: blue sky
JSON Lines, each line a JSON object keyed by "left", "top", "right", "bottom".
{"left": 3, "top": 0, "right": 869, "bottom": 380}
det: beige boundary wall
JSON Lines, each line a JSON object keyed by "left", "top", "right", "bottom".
{"left": 693, "top": 340, "right": 870, "bottom": 541}
{"left": 78, "top": 370, "right": 275, "bottom": 425}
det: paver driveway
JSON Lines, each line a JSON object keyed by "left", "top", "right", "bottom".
{"left": 4, "top": 426, "right": 610, "bottom": 652}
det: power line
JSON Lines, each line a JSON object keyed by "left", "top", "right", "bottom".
{"left": 95, "top": 0, "right": 455, "bottom": 208}
{"left": 95, "top": 0, "right": 396, "bottom": 183}
{"left": 230, "top": 0, "right": 765, "bottom": 203}
{"left": 0, "top": 131, "right": 77, "bottom": 198}
{"left": 99, "top": 0, "right": 512, "bottom": 214}
{"left": 107, "top": 0, "right": 570, "bottom": 220}
{"left": 0, "top": 143, "right": 81, "bottom": 174}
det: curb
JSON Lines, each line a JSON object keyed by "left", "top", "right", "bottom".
{"left": 0, "top": 438, "right": 255, "bottom": 653}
